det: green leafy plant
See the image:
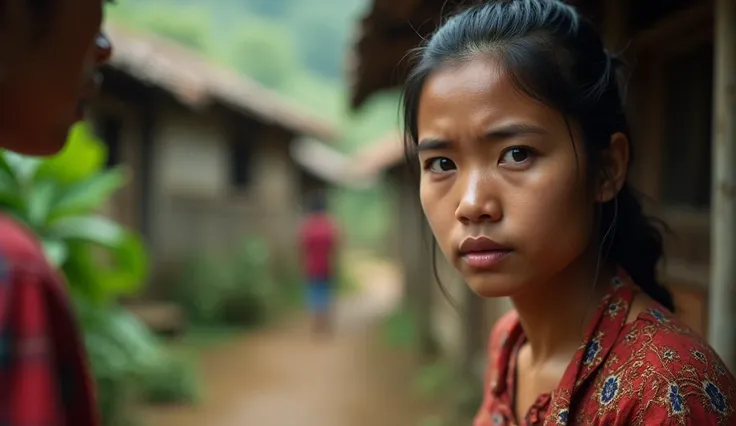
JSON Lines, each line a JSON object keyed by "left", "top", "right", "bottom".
{"left": 0, "top": 122, "right": 197, "bottom": 424}
{"left": 75, "top": 297, "right": 164, "bottom": 425}
{"left": 175, "top": 237, "right": 280, "bottom": 327}
{"left": 222, "top": 238, "right": 277, "bottom": 325}
{"left": 175, "top": 255, "right": 233, "bottom": 325}
{"left": 0, "top": 124, "right": 147, "bottom": 303}
{"left": 138, "top": 353, "right": 200, "bottom": 404}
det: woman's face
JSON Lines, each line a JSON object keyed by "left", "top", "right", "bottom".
{"left": 416, "top": 56, "right": 596, "bottom": 298}
{"left": 0, "top": 0, "right": 112, "bottom": 155}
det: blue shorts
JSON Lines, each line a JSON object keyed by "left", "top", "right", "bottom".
{"left": 307, "top": 279, "right": 333, "bottom": 313}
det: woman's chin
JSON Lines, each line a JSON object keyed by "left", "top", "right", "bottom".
{"left": 465, "top": 274, "right": 520, "bottom": 299}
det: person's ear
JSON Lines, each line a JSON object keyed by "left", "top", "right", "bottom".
{"left": 596, "top": 132, "right": 629, "bottom": 203}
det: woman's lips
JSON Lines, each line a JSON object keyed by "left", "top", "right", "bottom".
{"left": 462, "top": 250, "right": 511, "bottom": 270}
{"left": 458, "top": 236, "right": 512, "bottom": 270}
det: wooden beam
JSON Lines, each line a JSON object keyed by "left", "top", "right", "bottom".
{"left": 709, "top": 0, "right": 736, "bottom": 372}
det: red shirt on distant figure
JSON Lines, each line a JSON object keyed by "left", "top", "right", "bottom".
{"left": 299, "top": 213, "right": 339, "bottom": 280}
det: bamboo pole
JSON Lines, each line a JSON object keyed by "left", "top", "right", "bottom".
{"left": 708, "top": 0, "right": 736, "bottom": 372}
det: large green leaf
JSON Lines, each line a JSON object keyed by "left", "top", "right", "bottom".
{"left": 49, "top": 215, "right": 126, "bottom": 245}
{"left": 49, "top": 167, "right": 128, "bottom": 221}
{"left": 25, "top": 180, "right": 58, "bottom": 228}
{"left": 0, "top": 166, "right": 21, "bottom": 210}
{"left": 36, "top": 121, "right": 107, "bottom": 184}
{"left": 42, "top": 238, "right": 69, "bottom": 268}
{"left": 49, "top": 215, "right": 149, "bottom": 298}
{"left": 1, "top": 150, "right": 42, "bottom": 187}
{"left": 63, "top": 243, "right": 106, "bottom": 303}
{"left": 0, "top": 149, "right": 14, "bottom": 178}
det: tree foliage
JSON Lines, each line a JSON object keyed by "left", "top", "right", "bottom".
{"left": 230, "top": 18, "right": 298, "bottom": 89}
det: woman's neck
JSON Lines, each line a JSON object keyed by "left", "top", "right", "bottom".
{"left": 510, "top": 253, "right": 616, "bottom": 365}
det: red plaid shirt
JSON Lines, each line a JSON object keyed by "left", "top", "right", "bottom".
{"left": 0, "top": 214, "right": 99, "bottom": 425}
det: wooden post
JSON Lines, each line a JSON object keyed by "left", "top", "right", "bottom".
{"left": 398, "top": 168, "right": 437, "bottom": 362}
{"left": 709, "top": 0, "right": 736, "bottom": 372}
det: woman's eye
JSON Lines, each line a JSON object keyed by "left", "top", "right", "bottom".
{"left": 426, "top": 157, "right": 456, "bottom": 174}
{"left": 500, "top": 146, "right": 532, "bottom": 165}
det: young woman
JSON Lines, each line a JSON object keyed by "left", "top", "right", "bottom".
{"left": 402, "top": 1, "right": 735, "bottom": 424}
{"left": 0, "top": 0, "right": 112, "bottom": 424}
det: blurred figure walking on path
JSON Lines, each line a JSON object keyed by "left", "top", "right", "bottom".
{"left": 299, "top": 191, "right": 340, "bottom": 337}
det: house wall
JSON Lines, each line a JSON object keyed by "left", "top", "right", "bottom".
{"left": 146, "top": 104, "right": 304, "bottom": 293}
{"left": 249, "top": 126, "right": 303, "bottom": 282}
{"left": 91, "top": 73, "right": 332, "bottom": 301}
{"left": 252, "top": 126, "right": 301, "bottom": 245}
{"left": 90, "top": 94, "right": 144, "bottom": 234}
{"left": 152, "top": 103, "right": 233, "bottom": 263}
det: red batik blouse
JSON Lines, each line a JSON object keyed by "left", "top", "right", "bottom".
{"left": 474, "top": 271, "right": 736, "bottom": 426}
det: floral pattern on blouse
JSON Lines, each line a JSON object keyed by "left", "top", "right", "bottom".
{"left": 474, "top": 271, "right": 736, "bottom": 426}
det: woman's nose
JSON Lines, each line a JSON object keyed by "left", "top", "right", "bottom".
{"left": 94, "top": 32, "right": 113, "bottom": 65}
{"left": 454, "top": 171, "right": 503, "bottom": 224}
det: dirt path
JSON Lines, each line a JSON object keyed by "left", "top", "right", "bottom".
{"left": 137, "top": 257, "right": 441, "bottom": 426}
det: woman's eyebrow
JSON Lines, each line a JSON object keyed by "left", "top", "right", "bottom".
{"left": 482, "top": 123, "right": 549, "bottom": 139}
{"left": 416, "top": 123, "right": 547, "bottom": 152}
{"left": 416, "top": 138, "right": 451, "bottom": 152}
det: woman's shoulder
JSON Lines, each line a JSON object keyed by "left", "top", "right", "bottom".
{"left": 597, "top": 304, "right": 736, "bottom": 424}
{"left": 618, "top": 303, "right": 731, "bottom": 374}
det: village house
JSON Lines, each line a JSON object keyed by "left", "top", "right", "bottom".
{"left": 91, "top": 22, "right": 339, "bottom": 303}
{"left": 347, "top": 0, "right": 735, "bottom": 371}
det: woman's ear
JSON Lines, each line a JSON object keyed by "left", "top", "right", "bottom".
{"left": 597, "top": 132, "right": 629, "bottom": 203}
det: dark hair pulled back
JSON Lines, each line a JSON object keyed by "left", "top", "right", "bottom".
{"left": 401, "top": 0, "right": 674, "bottom": 311}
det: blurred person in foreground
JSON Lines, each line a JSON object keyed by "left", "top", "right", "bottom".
{"left": 299, "top": 191, "right": 340, "bottom": 337}
{"left": 0, "top": 0, "right": 113, "bottom": 424}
